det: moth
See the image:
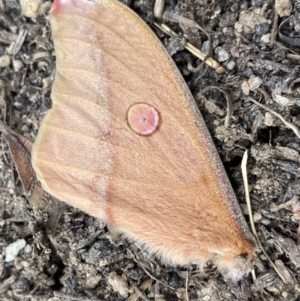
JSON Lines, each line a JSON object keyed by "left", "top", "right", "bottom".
{"left": 32, "top": 0, "right": 256, "bottom": 280}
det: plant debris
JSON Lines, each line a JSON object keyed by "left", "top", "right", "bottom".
{"left": 1, "top": 0, "right": 300, "bottom": 300}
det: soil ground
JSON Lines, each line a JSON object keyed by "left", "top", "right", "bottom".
{"left": 1, "top": 0, "right": 300, "bottom": 300}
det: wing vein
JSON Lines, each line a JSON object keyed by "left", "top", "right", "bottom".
{"left": 52, "top": 87, "right": 203, "bottom": 181}
{"left": 57, "top": 12, "right": 172, "bottom": 82}
{"left": 47, "top": 124, "right": 183, "bottom": 181}
{"left": 57, "top": 36, "right": 175, "bottom": 95}
{"left": 55, "top": 66, "right": 202, "bottom": 154}
{"left": 36, "top": 157, "right": 179, "bottom": 190}
{"left": 43, "top": 123, "right": 182, "bottom": 185}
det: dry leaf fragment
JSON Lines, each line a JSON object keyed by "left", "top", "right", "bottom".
{"left": 0, "top": 121, "right": 62, "bottom": 233}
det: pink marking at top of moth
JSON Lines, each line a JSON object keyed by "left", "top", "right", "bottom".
{"left": 52, "top": 0, "right": 69, "bottom": 11}
{"left": 127, "top": 103, "right": 160, "bottom": 136}
{"left": 51, "top": 0, "right": 78, "bottom": 14}
{"left": 52, "top": 0, "right": 95, "bottom": 14}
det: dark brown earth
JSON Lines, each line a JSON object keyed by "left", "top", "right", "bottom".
{"left": 1, "top": 0, "right": 300, "bottom": 300}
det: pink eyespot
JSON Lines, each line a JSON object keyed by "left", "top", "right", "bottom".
{"left": 127, "top": 103, "right": 160, "bottom": 136}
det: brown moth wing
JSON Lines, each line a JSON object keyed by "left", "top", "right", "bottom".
{"left": 32, "top": 0, "right": 255, "bottom": 279}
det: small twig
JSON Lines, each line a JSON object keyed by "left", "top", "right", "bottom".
{"left": 4, "top": 217, "right": 26, "bottom": 223}
{"left": 0, "top": 88, "right": 7, "bottom": 121}
{"left": 163, "top": 12, "right": 211, "bottom": 45}
{"left": 257, "top": 87, "right": 271, "bottom": 104}
{"left": 185, "top": 272, "right": 189, "bottom": 301}
{"left": 241, "top": 150, "right": 288, "bottom": 284}
{"left": 135, "top": 259, "right": 175, "bottom": 290}
{"left": 54, "top": 291, "right": 98, "bottom": 301}
{"left": 128, "top": 279, "right": 151, "bottom": 301}
{"left": 74, "top": 230, "right": 102, "bottom": 250}
{"left": 237, "top": 33, "right": 271, "bottom": 54}
{"left": 247, "top": 97, "right": 300, "bottom": 139}
{"left": 154, "top": 23, "right": 225, "bottom": 74}
{"left": 270, "top": 11, "right": 278, "bottom": 45}
{"left": 154, "top": 0, "right": 165, "bottom": 19}
{"left": 0, "top": 275, "right": 16, "bottom": 294}
{"left": 270, "top": 196, "right": 298, "bottom": 212}
{"left": 201, "top": 86, "right": 233, "bottom": 128}
{"left": 278, "top": 17, "right": 300, "bottom": 47}
{"left": 163, "top": 12, "right": 212, "bottom": 69}
{"left": 241, "top": 150, "right": 256, "bottom": 281}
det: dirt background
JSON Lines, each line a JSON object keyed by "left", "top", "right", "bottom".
{"left": 1, "top": 0, "right": 300, "bottom": 300}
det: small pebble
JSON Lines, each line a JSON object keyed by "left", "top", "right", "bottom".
{"left": 205, "top": 100, "right": 218, "bottom": 114}
{"left": 24, "top": 244, "right": 32, "bottom": 254}
{"left": 176, "top": 288, "right": 186, "bottom": 300}
{"left": 261, "top": 218, "right": 271, "bottom": 225}
{"left": 273, "top": 93, "right": 294, "bottom": 106}
{"left": 13, "top": 59, "right": 24, "bottom": 72}
{"left": 241, "top": 80, "right": 250, "bottom": 95}
{"left": 201, "top": 40, "right": 210, "bottom": 54}
{"left": 213, "top": 120, "right": 220, "bottom": 126}
{"left": 248, "top": 75, "right": 262, "bottom": 91}
{"left": 64, "top": 214, "right": 72, "bottom": 223}
{"left": 255, "top": 23, "right": 270, "bottom": 36}
{"left": 0, "top": 55, "right": 10, "bottom": 67}
{"left": 5, "top": 239, "right": 26, "bottom": 262}
{"left": 108, "top": 272, "right": 129, "bottom": 298}
{"left": 238, "top": 6, "right": 268, "bottom": 34}
{"left": 231, "top": 46, "right": 239, "bottom": 58}
{"left": 234, "top": 21, "right": 243, "bottom": 33}
{"left": 275, "top": 0, "right": 292, "bottom": 17}
{"left": 22, "top": 261, "right": 31, "bottom": 268}
{"left": 14, "top": 257, "right": 23, "bottom": 270}
{"left": 215, "top": 47, "right": 229, "bottom": 62}
{"left": 264, "top": 112, "right": 274, "bottom": 126}
{"left": 226, "top": 60, "right": 236, "bottom": 70}
{"left": 20, "top": 0, "right": 42, "bottom": 18}
{"left": 261, "top": 34, "right": 270, "bottom": 44}
{"left": 43, "top": 77, "right": 52, "bottom": 90}
{"left": 253, "top": 212, "right": 262, "bottom": 223}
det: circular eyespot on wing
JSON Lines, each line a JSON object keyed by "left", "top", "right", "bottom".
{"left": 127, "top": 103, "right": 160, "bottom": 136}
